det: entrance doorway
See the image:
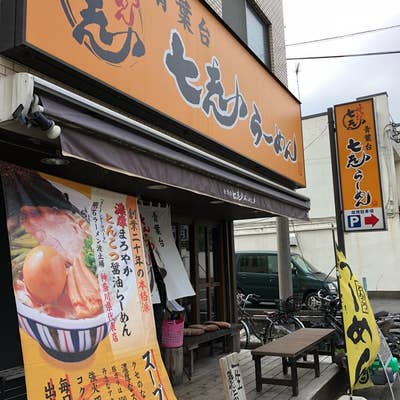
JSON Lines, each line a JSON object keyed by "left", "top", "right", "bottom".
{"left": 173, "top": 220, "right": 229, "bottom": 324}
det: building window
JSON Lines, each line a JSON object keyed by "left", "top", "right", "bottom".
{"left": 222, "top": 0, "right": 271, "bottom": 68}
{"left": 245, "top": 1, "right": 270, "bottom": 67}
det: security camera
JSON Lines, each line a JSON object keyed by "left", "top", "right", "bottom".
{"left": 28, "top": 94, "right": 61, "bottom": 139}
{"left": 45, "top": 124, "right": 61, "bottom": 140}
{"left": 29, "top": 110, "right": 61, "bottom": 139}
{"left": 12, "top": 104, "right": 27, "bottom": 125}
{"left": 46, "top": 124, "right": 61, "bottom": 139}
{"left": 30, "top": 111, "right": 53, "bottom": 131}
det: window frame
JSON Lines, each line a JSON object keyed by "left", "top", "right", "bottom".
{"left": 244, "top": 0, "right": 271, "bottom": 68}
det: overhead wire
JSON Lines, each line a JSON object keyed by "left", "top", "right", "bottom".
{"left": 304, "top": 126, "right": 328, "bottom": 150}
{"left": 287, "top": 50, "right": 400, "bottom": 60}
{"left": 286, "top": 24, "right": 400, "bottom": 60}
{"left": 286, "top": 24, "right": 400, "bottom": 47}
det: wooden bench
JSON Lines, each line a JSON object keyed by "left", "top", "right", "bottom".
{"left": 251, "top": 328, "right": 335, "bottom": 396}
{"left": 183, "top": 324, "right": 241, "bottom": 379}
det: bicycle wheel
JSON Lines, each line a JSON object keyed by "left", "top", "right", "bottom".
{"left": 326, "top": 315, "right": 344, "bottom": 349}
{"left": 266, "top": 316, "right": 303, "bottom": 342}
{"left": 386, "top": 332, "right": 400, "bottom": 359}
{"left": 239, "top": 320, "right": 250, "bottom": 349}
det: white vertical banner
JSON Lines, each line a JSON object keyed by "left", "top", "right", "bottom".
{"left": 139, "top": 204, "right": 195, "bottom": 302}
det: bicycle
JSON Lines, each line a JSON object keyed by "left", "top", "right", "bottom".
{"left": 237, "top": 292, "right": 304, "bottom": 349}
{"left": 313, "top": 289, "right": 344, "bottom": 349}
{"left": 375, "top": 310, "right": 400, "bottom": 359}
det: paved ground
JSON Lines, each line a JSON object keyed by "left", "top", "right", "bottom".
{"left": 250, "top": 297, "right": 400, "bottom": 399}
{"left": 174, "top": 349, "right": 339, "bottom": 400}
{"left": 353, "top": 297, "right": 400, "bottom": 400}
{"left": 353, "top": 380, "right": 400, "bottom": 399}
{"left": 371, "top": 297, "right": 400, "bottom": 314}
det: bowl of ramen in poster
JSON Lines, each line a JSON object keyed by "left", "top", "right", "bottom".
{"left": 5, "top": 172, "right": 136, "bottom": 363}
{"left": 1, "top": 165, "right": 131, "bottom": 362}
{"left": 10, "top": 203, "right": 113, "bottom": 363}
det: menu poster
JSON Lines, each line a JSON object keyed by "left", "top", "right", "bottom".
{"left": 139, "top": 204, "right": 195, "bottom": 303}
{"left": 0, "top": 162, "right": 175, "bottom": 400}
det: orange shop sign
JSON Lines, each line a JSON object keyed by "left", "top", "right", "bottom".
{"left": 2, "top": 0, "right": 305, "bottom": 186}
{"left": 334, "top": 99, "right": 386, "bottom": 231}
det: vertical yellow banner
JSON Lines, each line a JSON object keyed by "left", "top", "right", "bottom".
{"left": 336, "top": 248, "right": 380, "bottom": 390}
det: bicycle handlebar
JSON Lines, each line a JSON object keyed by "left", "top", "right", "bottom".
{"left": 237, "top": 292, "right": 261, "bottom": 309}
{"left": 317, "top": 289, "right": 340, "bottom": 309}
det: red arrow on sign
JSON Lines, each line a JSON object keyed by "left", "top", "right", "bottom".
{"left": 365, "top": 214, "right": 379, "bottom": 227}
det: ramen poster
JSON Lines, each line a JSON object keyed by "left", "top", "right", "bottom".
{"left": 0, "top": 162, "right": 175, "bottom": 400}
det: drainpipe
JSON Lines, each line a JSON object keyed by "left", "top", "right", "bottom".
{"left": 277, "top": 216, "right": 293, "bottom": 300}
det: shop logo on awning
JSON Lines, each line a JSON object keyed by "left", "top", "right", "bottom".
{"left": 61, "top": 0, "right": 145, "bottom": 65}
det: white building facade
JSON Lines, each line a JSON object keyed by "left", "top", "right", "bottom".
{"left": 235, "top": 92, "right": 400, "bottom": 295}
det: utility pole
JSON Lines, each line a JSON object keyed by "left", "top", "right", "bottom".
{"left": 277, "top": 216, "right": 293, "bottom": 300}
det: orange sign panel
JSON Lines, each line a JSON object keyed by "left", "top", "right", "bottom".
{"left": 22, "top": 0, "right": 305, "bottom": 186}
{"left": 334, "top": 99, "right": 385, "bottom": 231}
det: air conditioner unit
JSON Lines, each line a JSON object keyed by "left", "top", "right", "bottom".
{"left": 0, "top": 72, "right": 60, "bottom": 139}
{"left": 0, "top": 72, "right": 33, "bottom": 122}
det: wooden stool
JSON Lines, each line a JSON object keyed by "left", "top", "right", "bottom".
{"left": 162, "top": 347, "right": 184, "bottom": 386}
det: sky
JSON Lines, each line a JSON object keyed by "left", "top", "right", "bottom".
{"left": 283, "top": 0, "right": 400, "bottom": 122}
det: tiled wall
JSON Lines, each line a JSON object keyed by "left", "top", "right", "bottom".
{"left": 0, "top": 56, "right": 19, "bottom": 76}
{"left": 205, "top": 0, "right": 223, "bottom": 16}
{"left": 0, "top": 57, "right": 35, "bottom": 78}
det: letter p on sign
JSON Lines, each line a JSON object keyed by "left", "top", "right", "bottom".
{"left": 347, "top": 215, "right": 361, "bottom": 228}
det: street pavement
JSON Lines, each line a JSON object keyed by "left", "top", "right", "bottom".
{"left": 354, "top": 380, "right": 400, "bottom": 399}
{"left": 250, "top": 297, "right": 400, "bottom": 399}
{"left": 354, "top": 297, "right": 400, "bottom": 400}
{"left": 371, "top": 297, "right": 400, "bottom": 314}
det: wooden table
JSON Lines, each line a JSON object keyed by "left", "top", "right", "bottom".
{"left": 251, "top": 328, "right": 335, "bottom": 396}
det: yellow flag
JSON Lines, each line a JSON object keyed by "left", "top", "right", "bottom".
{"left": 336, "top": 248, "right": 380, "bottom": 390}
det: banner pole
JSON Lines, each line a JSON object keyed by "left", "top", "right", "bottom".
{"left": 333, "top": 242, "right": 352, "bottom": 395}
{"left": 378, "top": 353, "right": 396, "bottom": 400}
{"left": 331, "top": 224, "right": 336, "bottom": 274}
{"left": 328, "top": 107, "right": 346, "bottom": 255}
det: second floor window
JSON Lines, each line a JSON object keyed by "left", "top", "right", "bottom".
{"left": 245, "top": 1, "right": 270, "bottom": 67}
{"left": 222, "top": 0, "right": 271, "bottom": 69}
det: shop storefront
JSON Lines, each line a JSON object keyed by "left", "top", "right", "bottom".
{"left": 0, "top": 0, "right": 309, "bottom": 398}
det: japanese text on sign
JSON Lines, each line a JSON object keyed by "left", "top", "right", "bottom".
{"left": 334, "top": 99, "right": 385, "bottom": 232}
{"left": 19, "top": 0, "right": 305, "bottom": 185}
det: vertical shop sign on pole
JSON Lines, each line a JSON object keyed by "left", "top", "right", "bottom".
{"left": 328, "top": 108, "right": 346, "bottom": 254}
{"left": 334, "top": 98, "right": 386, "bottom": 232}
{"left": 0, "top": 162, "right": 176, "bottom": 400}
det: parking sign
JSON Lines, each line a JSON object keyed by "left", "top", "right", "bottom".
{"left": 334, "top": 99, "right": 386, "bottom": 232}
